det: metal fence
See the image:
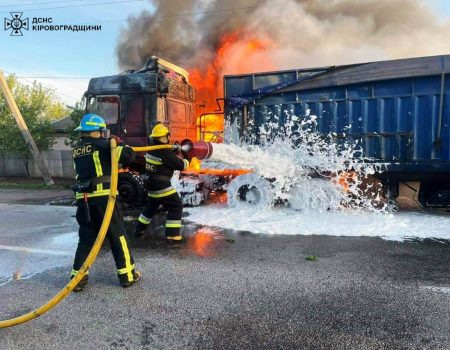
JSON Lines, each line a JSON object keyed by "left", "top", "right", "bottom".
{"left": 0, "top": 150, "right": 75, "bottom": 178}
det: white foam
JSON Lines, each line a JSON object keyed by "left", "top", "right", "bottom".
{"left": 207, "top": 115, "right": 388, "bottom": 212}
{"left": 186, "top": 205, "right": 450, "bottom": 241}
{"left": 187, "top": 114, "right": 450, "bottom": 241}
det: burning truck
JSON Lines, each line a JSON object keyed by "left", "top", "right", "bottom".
{"left": 83, "top": 56, "right": 299, "bottom": 209}
{"left": 84, "top": 54, "right": 450, "bottom": 210}
{"left": 222, "top": 54, "right": 450, "bottom": 209}
{"left": 83, "top": 56, "right": 235, "bottom": 208}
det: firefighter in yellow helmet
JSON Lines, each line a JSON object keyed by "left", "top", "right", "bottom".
{"left": 134, "top": 123, "right": 189, "bottom": 243}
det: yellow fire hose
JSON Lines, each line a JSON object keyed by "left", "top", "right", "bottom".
{"left": 0, "top": 142, "right": 173, "bottom": 329}
{"left": 131, "top": 144, "right": 173, "bottom": 152}
{"left": 0, "top": 140, "right": 120, "bottom": 329}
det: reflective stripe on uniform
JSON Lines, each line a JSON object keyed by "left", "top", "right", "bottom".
{"left": 117, "top": 146, "right": 124, "bottom": 162}
{"left": 75, "top": 189, "right": 111, "bottom": 199}
{"left": 117, "top": 263, "right": 135, "bottom": 275}
{"left": 166, "top": 220, "right": 182, "bottom": 228}
{"left": 119, "top": 236, "right": 133, "bottom": 282}
{"left": 166, "top": 235, "right": 183, "bottom": 241}
{"left": 145, "top": 154, "right": 163, "bottom": 165}
{"left": 148, "top": 187, "right": 177, "bottom": 198}
{"left": 138, "top": 214, "right": 151, "bottom": 225}
{"left": 93, "top": 150, "right": 103, "bottom": 191}
{"left": 183, "top": 159, "right": 189, "bottom": 169}
{"left": 93, "top": 151, "right": 103, "bottom": 176}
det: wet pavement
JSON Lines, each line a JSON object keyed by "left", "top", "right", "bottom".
{"left": 0, "top": 190, "right": 449, "bottom": 349}
{"left": 0, "top": 203, "right": 77, "bottom": 285}
{"left": 0, "top": 188, "right": 73, "bottom": 205}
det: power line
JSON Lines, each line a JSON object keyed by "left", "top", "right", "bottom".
{"left": 66, "top": 4, "right": 261, "bottom": 26}
{"left": 0, "top": 0, "right": 144, "bottom": 14}
{"left": 17, "top": 76, "right": 91, "bottom": 79}
{"left": 2, "top": 70, "right": 81, "bottom": 102}
{"left": 2, "top": 56, "right": 88, "bottom": 92}
{"left": 83, "top": 4, "right": 260, "bottom": 24}
{"left": 17, "top": 77, "right": 80, "bottom": 102}
{"left": 1, "top": 2, "right": 259, "bottom": 22}
{"left": 0, "top": 0, "right": 85, "bottom": 9}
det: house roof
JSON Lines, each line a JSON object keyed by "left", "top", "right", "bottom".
{"left": 51, "top": 116, "right": 74, "bottom": 132}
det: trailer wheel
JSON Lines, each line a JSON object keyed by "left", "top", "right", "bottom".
{"left": 227, "top": 173, "right": 273, "bottom": 209}
{"left": 118, "top": 171, "right": 146, "bottom": 208}
{"left": 287, "top": 179, "right": 341, "bottom": 211}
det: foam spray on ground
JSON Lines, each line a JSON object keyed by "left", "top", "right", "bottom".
{"left": 184, "top": 112, "right": 450, "bottom": 241}
{"left": 204, "top": 111, "right": 392, "bottom": 213}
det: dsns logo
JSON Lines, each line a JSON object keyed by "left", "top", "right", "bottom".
{"left": 4, "top": 12, "right": 29, "bottom": 36}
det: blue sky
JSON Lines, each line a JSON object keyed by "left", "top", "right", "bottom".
{"left": 0, "top": 0, "right": 152, "bottom": 104}
{"left": 0, "top": 0, "right": 450, "bottom": 106}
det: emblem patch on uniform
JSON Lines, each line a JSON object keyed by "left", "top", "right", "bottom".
{"left": 145, "top": 163, "right": 156, "bottom": 172}
{"left": 73, "top": 144, "right": 93, "bottom": 158}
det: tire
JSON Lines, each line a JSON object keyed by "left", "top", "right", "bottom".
{"left": 118, "top": 171, "right": 146, "bottom": 208}
{"left": 227, "top": 173, "right": 274, "bottom": 209}
{"left": 287, "top": 178, "right": 340, "bottom": 211}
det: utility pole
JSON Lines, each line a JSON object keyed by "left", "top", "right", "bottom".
{"left": 0, "top": 70, "right": 54, "bottom": 186}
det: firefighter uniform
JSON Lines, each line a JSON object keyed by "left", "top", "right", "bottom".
{"left": 135, "top": 139, "right": 189, "bottom": 240}
{"left": 71, "top": 128, "right": 139, "bottom": 288}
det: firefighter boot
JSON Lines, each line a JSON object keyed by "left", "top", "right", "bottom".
{"left": 71, "top": 274, "right": 89, "bottom": 292}
{"left": 165, "top": 235, "right": 185, "bottom": 248}
{"left": 133, "top": 222, "right": 147, "bottom": 238}
{"left": 119, "top": 270, "right": 142, "bottom": 288}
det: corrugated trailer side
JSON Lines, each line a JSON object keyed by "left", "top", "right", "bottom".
{"left": 223, "top": 55, "right": 450, "bottom": 207}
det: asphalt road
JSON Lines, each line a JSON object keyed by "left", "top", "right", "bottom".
{"left": 0, "top": 190, "right": 449, "bottom": 349}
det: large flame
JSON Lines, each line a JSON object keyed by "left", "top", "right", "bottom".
{"left": 196, "top": 114, "right": 224, "bottom": 142}
{"left": 190, "top": 31, "right": 275, "bottom": 141}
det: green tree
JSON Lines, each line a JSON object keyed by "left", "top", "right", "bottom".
{"left": 65, "top": 101, "right": 85, "bottom": 148}
{"left": 0, "top": 74, "right": 69, "bottom": 175}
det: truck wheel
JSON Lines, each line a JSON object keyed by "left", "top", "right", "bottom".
{"left": 227, "top": 173, "right": 273, "bottom": 209}
{"left": 287, "top": 179, "right": 341, "bottom": 211}
{"left": 118, "top": 171, "right": 146, "bottom": 208}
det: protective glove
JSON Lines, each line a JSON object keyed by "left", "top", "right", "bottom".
{"left": 110, "top": 135, "right": 124, "bottom": 145}
{"left": 172, "top": 142, "right": 181, "bottom": 152}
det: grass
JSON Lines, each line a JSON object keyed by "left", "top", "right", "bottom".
{"left": 0, "top": 178, "right": 72, "bottom": 190}
{"left": 305, "top": 255, "right": 318, "bottom": 261}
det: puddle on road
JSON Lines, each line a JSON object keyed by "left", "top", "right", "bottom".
{"left": 421, "top": 286, "right": 450, "bottom": 295}
{"left": 184, "top": 226, "right": 230, "bottom": 258}
{"left": 126, "top": 216, "right": 239, "bottom": 258}
{"left": 0, "top": 218, "right": 238, "bottom": 287}
{"left": 0, "top": 231, "right": 78, "bottom": 287}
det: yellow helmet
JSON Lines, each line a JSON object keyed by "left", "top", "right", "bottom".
{"left": 150, "top": 124, "right": 170, "bottom": 138}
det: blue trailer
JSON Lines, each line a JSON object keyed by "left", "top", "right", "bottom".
{"left": 223, "top": 55, "right": 450, "bottom": 207}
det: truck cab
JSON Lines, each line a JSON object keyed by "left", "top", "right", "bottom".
{"left": 84, "top": 56, "right": 197, "bottom": 147}
{"left": 83, "top": 57, "right": 197, "bottom": 207}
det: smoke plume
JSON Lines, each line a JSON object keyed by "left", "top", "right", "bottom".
{"left": 116, "top": 0, "right": 450, "bottom": 105}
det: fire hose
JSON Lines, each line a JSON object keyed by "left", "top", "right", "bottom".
{"left": 0, "top": 139, "right": 119, "bottom": 328}
{"left": 0, "top": 141, "right": 182, "bottom": 329}
{"left": 131, "top": 145, "right": 173, "bottom": 152}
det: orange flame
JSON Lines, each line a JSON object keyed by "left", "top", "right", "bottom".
{"left": 190, "top": 31, "right": 275, "bottom": 141}
{"left": 186, "top": 228, "right": 221, "bottom": 257}
{"left": 197, "top": 113, "right": 224, "bottom": 142}
{"left": 186, "top": 156, "right": 202, "bottom": 172}
{"left": 207, "top": 191, "right": 228, "bottom": 204}
{"left": 183, "top": 167, "right": 252, "bottom": 177}
{"left": 332, "top": 171, "right": 358, "bottom": 192}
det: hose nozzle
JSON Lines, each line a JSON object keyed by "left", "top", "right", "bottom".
{"left": 180, "top": 139, "right": 214, "bottom": 160}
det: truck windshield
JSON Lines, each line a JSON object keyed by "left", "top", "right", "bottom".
{"left": 87, "top": 96, "right": 119, "bottom": 124}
